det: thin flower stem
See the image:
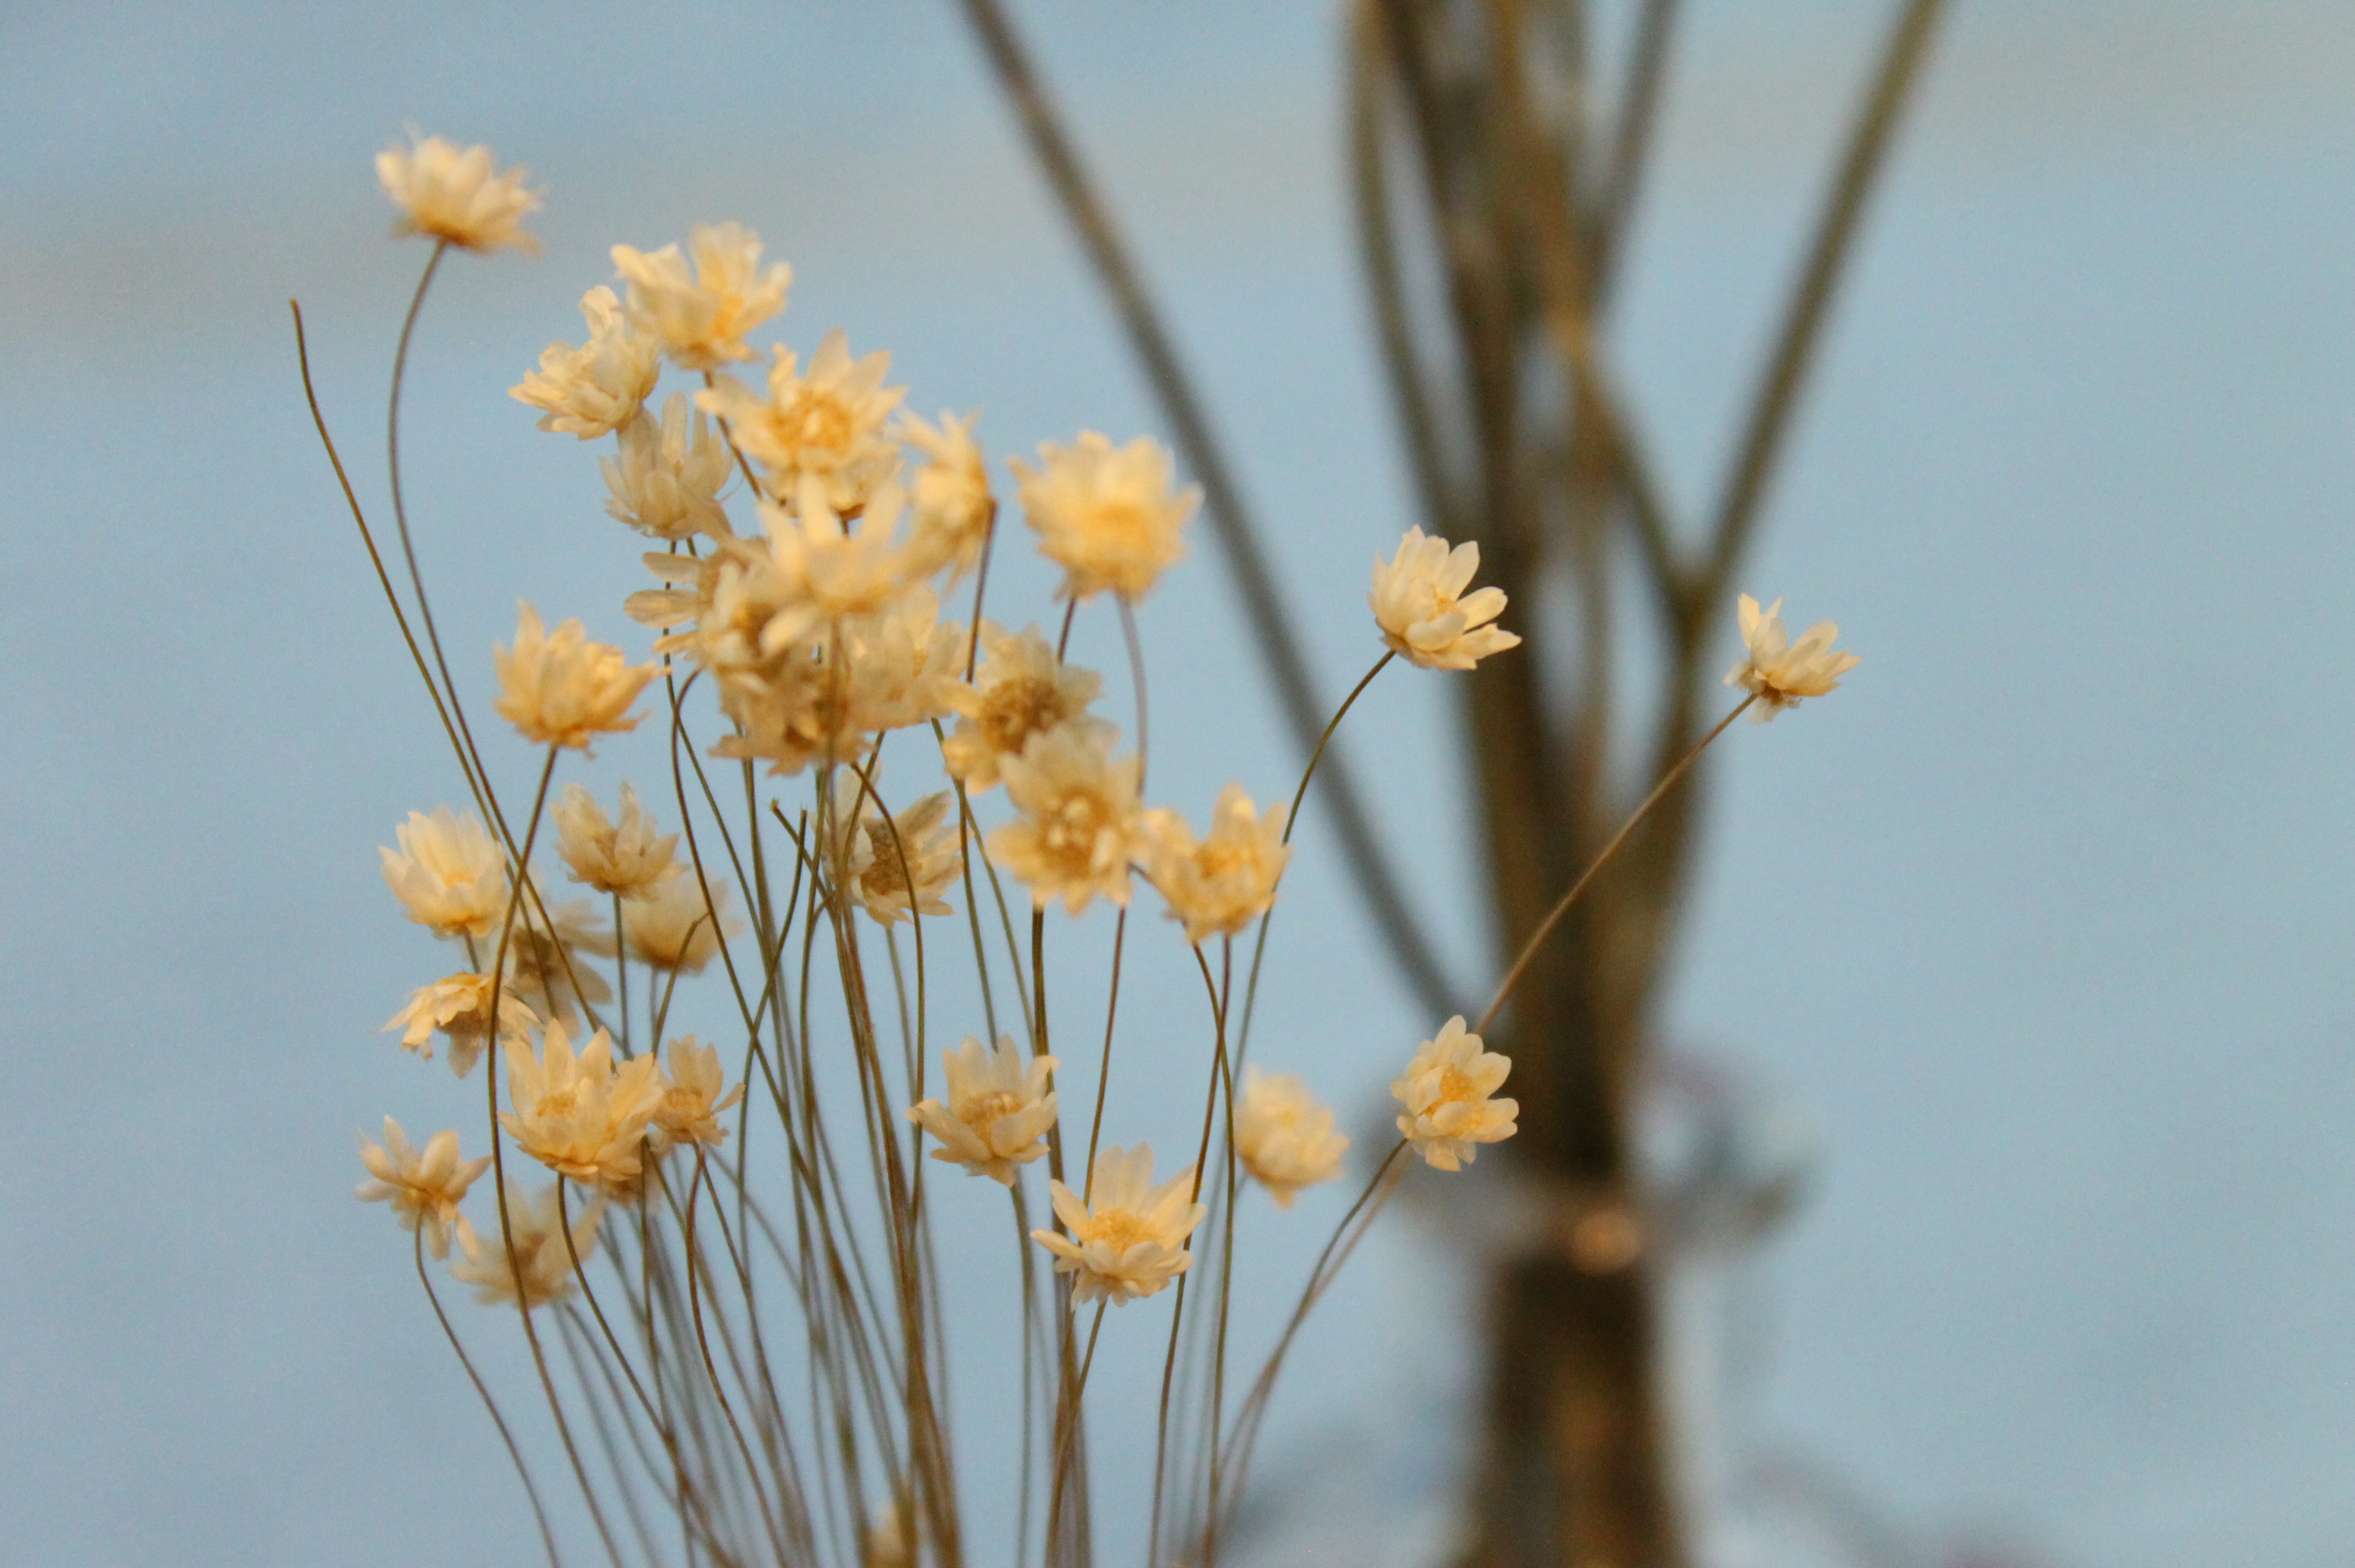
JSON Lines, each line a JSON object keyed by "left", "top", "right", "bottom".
{"left": 1046, "top": 1302, "right": 1109, "bottom": 1568}
{"left": 413, "top": 1225, "right": 563, "bottom": 1568}
{"left": 1081, "top": 908, "right": 1126, "bottom": 1200}
{"left": 1475, "top": 693, "right": 1753, "bottom": 1037}
{"left": 1117, "top": 596, "right": 1149, "bottom": 790}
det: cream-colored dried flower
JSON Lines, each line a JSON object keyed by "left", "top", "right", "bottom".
{"left": 451, "top": 1181, "right": 604, "bottom": 1308}
{"left": 357, "top": 1117, "right": 493, "bottom": 1260}
{"left": 907, "top": 1035, "right": 1059, "bottom": 1186}
{"left": 900, "top": 410, "right": 994, "bottom": 582}
{"left": 753, "top": 480, "right": 927, "bottom": 651}
{"left": 1032, "top": 1145, "right": 1206, "bottom": 1306}
{"left": 831, "top": 775, "right": 960, "bottom": 926}
{"left": 1233, "top": 1068, "right": 1350, "bottom": 1208}
{"left": 707, "top": 582, "right": 967, "bottom": 777}
{"left": 500, "top": 898, "right": 615, "bottom": 1031}
{"left": 1392, "top": 1016, "right": 1518, "bottom": 1172}
{"left": 376, "top": 133, "right": 541, "bottom": 255}
{"left": 940, "top": 622, "right": 1111, "bottom": 792}
{"left": 1370, "top": 527, "right": 1522, "bottom": 671}
{"left": 699, "top": 330, "right": 903, "bottom": 510}
{"left": 500, "top": 1019, "right": 665, "bottom": 1192}
{"left": 509, "top": 285, "right": 659, "bottom": 439}
{"left": 612, "top": 222, "right": 790, "bottom": 371}
{"left": 1724, "top": 594, "right": 1860, "bottom": 720}
{"left": 554, "top": 782, "right": 680, "bottom": 896}
{"left": 493, "top": 600, "right": 658, "bottom": 750}
{"left": 621, "top": 874, "right": 736, "bottom": 974}
{"left": 1141, "top": 784, "right": 1290, "bottom": 944}
{"left": 650, "top": 1036, "right": 744, "bottom": 1155}
{"left": 380, "top": 806, "right": 508, "bottom": 940}
{"left": 987, "top": 724, "right": 1145, "bottom": 915}
{"left": 1014, "top": 432, "right": 1197, "bottom": 602}
{"left": 383, "top": 972, "right": 538, "bottom": 1078}
{"left": 604, "top": 393, "right": 734, "bottom": 541}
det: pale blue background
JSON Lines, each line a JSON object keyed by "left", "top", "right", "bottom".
{"left": 5, "top": 2, "right": 2354, "bottom": 1565}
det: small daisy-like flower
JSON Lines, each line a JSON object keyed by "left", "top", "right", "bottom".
{"left": 612, "top": 222, "right": 791, "bottom": 371}
{"left": 381, "top": 806, "right": 508, "bottom": 940}
{"left": 500, "top": 1019, "right": 665, "bottom": 1193}
{"left": 1391, "top": 1016, "right": 1518, "bottom": 1171}
{"left": 754, "top": 480, "right": 927, "bottom": 651}
{"left": 900, "top": 410, "right": 994, "bottom": 582}
{"left": 831, "top": 775, "right": 961, "bottom": 926}
{"left": 604, "top": 392, "right": 734, "bottom": 541}
{"left": 1369, "top": 527, "right": 1523, "bottom": 671}
{"left": 649, "top": 1036, "right": 744, "bottom": 1155}
{"left": 1140, "top": 784, "right": 1291, "bottom": 944}
{"left": 906, "top": 1035, "right": 1059, "bottom": 1186}
{"left": 383, "top": 972, "right": 538, "bottom": 1078}
{"left": 941, "top": 623, "right": 1111, "bottom": 792}
{"left": 1031, "top": 1144, "right": 1206, "bottom": 1306}
{"left": 451, "top": 1181, "right": 605, "bottom": 1308}
{"left": 987, "top": 724, "right": 1146, "bottom": 915}
{"left": 554, "top": 782, "right": 680, "bottom": 896}
{"left": 1233, "top": 1068, "right": 1351, "bottom": 1207}
{"left": 493, "top": 601, "right": 658, "bottom": 751}
{"left": 1014, "top": 432, "right": 1197, "bottom": 602}
{"left": 375, "top": 133, "right": 541, "bottom": 255}
{"left": 1724, "top": 594, "right": 1860, "bottom": 720}
{"left": 356, "top": 1117, "right": 493, "bottom": 1260}
{"left": 699, "top": 330, "right": 904, "bottom": 511}
{"left": 509, "top": 285, "right": 660, "bottom": 439}
{"left": 621, "top": 874, "right": 736, "bottom": 975}
{"left": 500, "top": 898, "right": 615, "bottom": 1031}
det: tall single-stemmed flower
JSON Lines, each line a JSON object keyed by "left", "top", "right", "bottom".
{"left": 492, "top": 601, "right": 658, "bottom": 750}
{"left": 612, "top": 221, "right": 791, "bottom": 371}
{"left": 604, "top": 392, "right": 734, "bottom": 541}
{"left": 1014, "top": 432, "right": 1197, "bottom": 602}
{"left": 1392, "top": 1016, "right": 1518, "bottom": 1171}
{"left": 907, "top": 1036, "right": 1059, "bottom": 1186}
{"left": 831, "top": 776, "right": 960, "bottom": 926}
{"left": 900, "top": 410, "right": 994, "bottom": 581}
{"left": 554, "top": 782, "right": 680, "bottom": 896}
{"left": 941, "top": 623, "right": 1110, "bottom": 792}
{"left": 384, "top": 972, "right": 537, "bottom": 1077}
{"left": 509, "top": 284, "right": 660, "bottom": 439}
{"left": 1140, "top": 783, "right": 1291, "bottom": 944}
{"left": 500, "top": 1020, "right": 666, "bottom": 1194}
{"left": 1233, "top": 1069, "right": 1350, "bottom": 1207}
{"left": 356, "top": 1117, "right": 493, "bottom": 1260}
{"left": 987, "top": 723, "right": 1145, "bottom": 914}
{"left": 622, "top": 875, "right": 735, "bottom": 975}
{"left": 380, "top": 806, "right": 508, "bottom": 939}
{"left": 1369, "top": 527, "right": 1522, "bottom": 671}
{"left": 649, "top": 1036, "right": 744, "bottom": 1155}
{"left": 376, "top": 133, "right": 541, "bottom": 255}
{"left": 700, "top": 329, "right": 904, "bottom": 510}
{"left": 1724, "top": 593, "right": 1860, "bottom": 719}
{"left": 1032, "top": 1145, "right": 1208, "bottom": 1306}
{"left": 451, "top": 1181, "right": 605, "bottom": 1308}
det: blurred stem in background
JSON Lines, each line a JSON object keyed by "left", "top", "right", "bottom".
{"left": 961, "top": 0, "right": 1945, "bottom": 1563}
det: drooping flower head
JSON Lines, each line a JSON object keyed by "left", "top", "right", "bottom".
{"left": 1233, "top": 1068, "right": 1350, "bottom": 1207}
{"left": 829, "top": 773, "right": 961, "bottom": 926}
{"left": 1141, "top": 784, "right": 1290, "bottom": 944}
{"left": 376, "top": 133, "right": 541, "bottom": 255}
{"left": 900, "top": 410, "right": 995, "bottom": 582}
{"left": 509, "top": 285, "right": 660, "bottom": 439}
{"left": 941, "top": 622, "right": 1111, "bottom": 792}
{"left": 356, "top": 1117, "right": 493, "bottom": 1260}
{"left": 650, "top": 1036, "right": 744, "bottom": 1155}
{"left": 380, "top": 806, "right": 508, "bottom": 940}
{"left": 612, "top": 222, "right": 791, "bottom": 371}
{"left": 1724, "top": 594, "right": 1860, "bottom": 720}
{"left": 554, "top": 782, "right": 680, "bottom": 896}
{"left": 493, "top": 601, "right": 658, "bottom": 750}
{"left": 986, "top": 723, "right": 1145, "bottom": 915}
{"left": 700, "top": 329, "right": 904, "bottom": 511}
{"left": 604, "top": 392, "right": 734, "bottom": 541}
{"left": 1369, "top": 527, "right": 1522, "bottom": 671}
{"left": 1032, "top": 1145, "right": 1208, "bottom": 1306}
{"left": 451, "top": 1181, "right": 605, "bottom": 1308}
{"left": 500, "top": 1019, "right": 665, "bottom": 1194}
{"left": 907, "top": 1035, "right": 1059, "bottom": 1186}
{"left": 1391, "top": 1016, "right": 1518, "bottom": 1171}
{"left": 1014, "top": 432, "right": 1197, "bottom": 602}
{"left": 383, "top": 971, "right": 537, "bottom": 1078}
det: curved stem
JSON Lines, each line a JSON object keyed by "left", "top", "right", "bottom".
{"left": 414, "top": 1225, "right": 562, "bottom": 1568}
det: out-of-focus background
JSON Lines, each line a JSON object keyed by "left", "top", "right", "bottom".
{"left": 6, "top": 1, "right": 2355, "bottom": 1564}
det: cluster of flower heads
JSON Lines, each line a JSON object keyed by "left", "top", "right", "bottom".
{"left": 358, "top": 135, "right": 1859, "bottom": 1315}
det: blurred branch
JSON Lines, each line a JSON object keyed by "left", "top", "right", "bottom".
{"left": 956, "top": 0, "right": 1466, "bottom": 1022}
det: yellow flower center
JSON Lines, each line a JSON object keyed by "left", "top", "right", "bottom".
{"left": 1081, "top": 1208, "right": 1151, "bottom": 1253}
{"left": 960, "top": 1091, "right": 1021, "bottom": 1129}
{"left": 980, "top": 676, "right": 1068, "bottom": 755}
{"left": 1434, "top": 1066, "right": 1476, "bottom": 1106}
{"left": 779, "top": 393, "right": 854, "bottom": 458}
{"left": 1042, "top": 796, "right": 1110, "bottom": 863}
{"left": 1084, "top": 500, "right": 1152, "bottom": 549}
